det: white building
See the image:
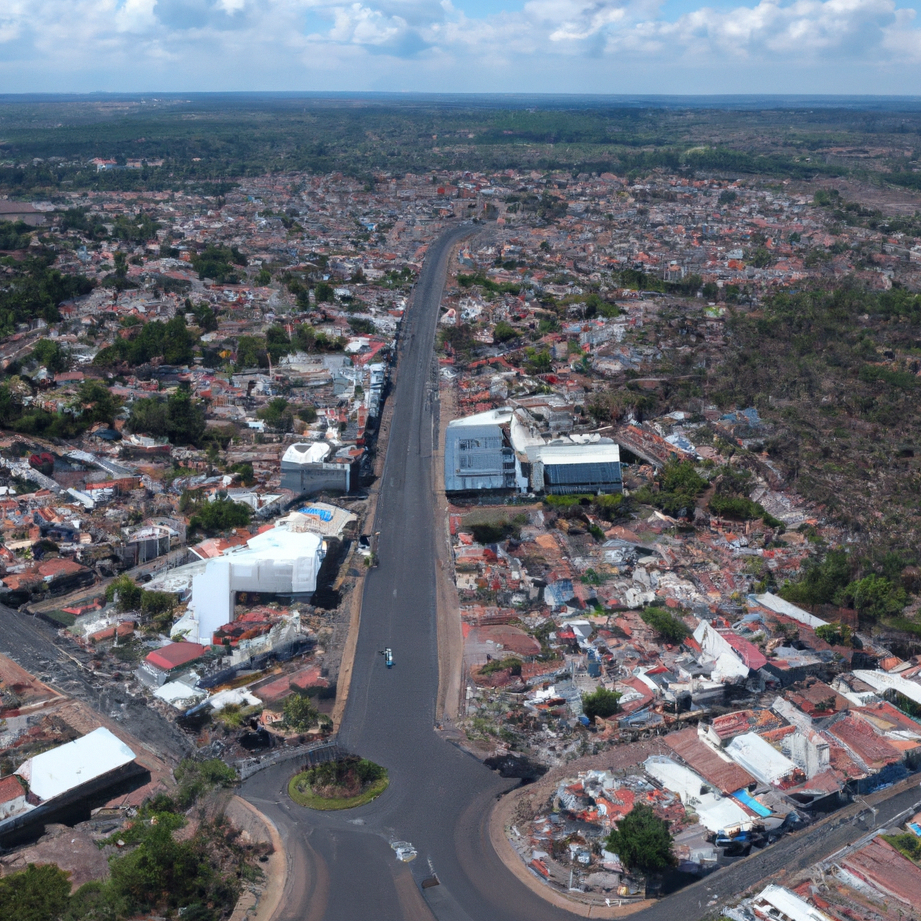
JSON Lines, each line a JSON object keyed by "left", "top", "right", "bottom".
{"left": 172, "top": 521, "right": 325, "bottom": 646}
{"left": 16, "top": 727, "right": 136, "bottom": 803}
{"left": 725, "top": 732, "right": 798, "bottom": 787}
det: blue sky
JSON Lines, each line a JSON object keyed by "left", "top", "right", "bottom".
{"left": 3, "top": 0, "right": 921, "bottom": 95}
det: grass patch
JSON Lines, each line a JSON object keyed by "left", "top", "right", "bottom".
{"left": 883, "top": 616, "right": 921, "bottom": 638}
{"left": 45, "top": 610, "right": 76, "bottom": 627}
{"left": 288, "top": 757, "right": 388, "bottom": 811}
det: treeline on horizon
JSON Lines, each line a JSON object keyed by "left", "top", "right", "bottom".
{"left": 0, "top": 99, "right": 920, "bottom": 194}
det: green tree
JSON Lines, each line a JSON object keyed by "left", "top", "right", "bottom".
{"left": 173, "top": 758, "right": 238, "bottom": 808}
{"left": 781, "top": 550, "right": 852, "bottom": 607}
{"left": 815, "top": 622, "right": 852, "bottom": 646}
{"left": 635, "top": 457, "right": 706, "bottom": 517}
{"left": 257, "top": 397, "right": 293, "bottom": 433}
{"left": 640, "top": 606, "right": 690, "bottom": 643}
{"left": 493, "top": 320, "right": 517, "bottom": 343}
{"left": 838, "top": 574, "right": 908, "bottom": 621}
{"left": 190, "top": 244, "right": 247, "bottom": 283}
{"left": 582, "top": 687, "right": 622, "bottom": 723}
{"left": 127, "top": 389, "right": 206, "bottom": 447}
{"left": 314, "top": 282, "right": 334, "bottom": 303}
{"left": 235, "top": 335, "right": 268, "bottom": 369}
{"left": 106, "top": 574, "right": 142, "bottom": 612}
{"left": 604, "top": 804, "right": 675, "bottom": 874}
{"left": 283, "top": 692, "right": 319, "bottom": 731}
{"left": 188, "top": 497, "right": 252, "bottom": 535}
{"left": 73, "top": 379, "right": 122, "bottom": 425}
{"left": 30, "top": 339, "right": 69, "bottom": 373}
{"left": 0, "top": 863, "right": 72, "bottom": 921}
{"left": 192, "top": 303, "right": 218, "bottom": 332}
{"left": 524, "top": 347, "right": 552, "bottom": 374}
{"left": 265, "top": 325, "right": 291, "bottom": 362}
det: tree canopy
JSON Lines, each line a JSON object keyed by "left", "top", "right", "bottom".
{"left": 127, "top": 388, "right": 207, "bottom": 447}
{"left": 581, "top": 687, "right": 621, "bottom": 723}
{"left": 640, "top": 606, "right": 690, "bottom": 643}
{"left": 188, "top": 496, "right": 252, "bottom": 535}
{"left": 604, "top": 804, "right": 675, "bottom": 874}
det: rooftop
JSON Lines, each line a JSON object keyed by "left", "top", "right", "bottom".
{"left": 16, "top": 727, "right": 136, "bottom": 802}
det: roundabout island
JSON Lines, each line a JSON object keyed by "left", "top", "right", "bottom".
{"left": 288, "top": 756, "right": 389, "bottom": 811}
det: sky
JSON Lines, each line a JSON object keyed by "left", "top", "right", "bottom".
{"left": 4, "top": 0, "right": 921, "bottom": 95}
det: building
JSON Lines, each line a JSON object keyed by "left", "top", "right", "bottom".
{"left": 0, "top": 727, "right": 140, "bottom": 840}
{"left": 138, "top": 642, "right": 209, "bottom": 687}
{"left": 444, "top": 408, "right": 518, "bottom": 493}
{"left": 527, "top": 442, "right": 622, "bottom": 495}
{"left": 445, "top": 406, "right": 622, "bottom": 495}
{"left": 172, "top": 519, "right": 325, "bottom": 646}
{"left": 749, "top": 884, "right": 833, "bottom": 921}
{"left": 280, "top": 442, "right": 351, "bottom": 496}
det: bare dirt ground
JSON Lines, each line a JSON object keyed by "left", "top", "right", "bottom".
{"left": 224, "top": 795, "right": 288, "bottom": 921}
{"left": 0, "top": 823, "right": 111, "bottom": 889}
{"left": 434, "top": 378, "right": 464, "bottom": 726}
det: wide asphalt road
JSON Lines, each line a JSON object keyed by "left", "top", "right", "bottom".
{"left": 241, "top": 222, "right": 586, "bottom": 921}
{"left": 240, "top": 223, "right": 921, "bottom": 921}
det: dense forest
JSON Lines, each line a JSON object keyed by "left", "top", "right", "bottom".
{"left": 0, "top": 95, "right": 920, "bottom": 193}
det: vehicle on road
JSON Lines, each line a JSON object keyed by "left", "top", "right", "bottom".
{"left": 381, "top": 647, "right": 394, "bottom": 668}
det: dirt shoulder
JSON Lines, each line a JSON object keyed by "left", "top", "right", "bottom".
{"left": 434, "top": 378, "right": 463, "bottom": 725}
{"left": 224, "top": 795, "right": 288, "bottom": 921}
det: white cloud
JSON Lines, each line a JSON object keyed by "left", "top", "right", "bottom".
{"left": 0, "top": 0, "right": 920, "bottom": 92}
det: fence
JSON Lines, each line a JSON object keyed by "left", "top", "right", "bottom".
{"left": 235, "top": 737, "right": 345, "bottom": 780}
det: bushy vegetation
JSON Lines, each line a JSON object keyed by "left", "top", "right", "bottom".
{"left": 105, "top": 575, "right": 176, "bottom": 630}
{"left": 0, "top": 760, "right": 243, "bottom": 921}
{"left": 127, "top": 388, "right": 207, "bottom": 446}
{"left": 469, "top": 519, "right": 522, "bottom": 544}
{"left": 604, "top": 804, "right": 675, "bottom": 874}
{"left": 282, "top": 691, "right": 320, "bottom": 731}
{"left": 457, "top": 273, "right": 521, "bottom": 296}
{"left": 634, "top": 457, "right": 706, "bottom": 517}
{"left": 0, "top": 253, "right": 93, "bottom": 336}
{"left": 190, "top": 244, "right": 247, "bottom": 283}
{"left": 704, "top": 283, "right": 921, "bottom": 557}
{"left": 815, "top": 622, "right": 853, "bottom": 646}
{"left": 188, "top": 496, "right": 252, "bottom": 535}
{"left": 292, "top": 756, "right": 387, "bottom": 804}
{"left": 640, "top": 606, "right": 691, "bottom": 643}
{"left": 780, "top": 548, "right": 911, "bottom": 625}
{"left": 94, "top": 314, "right": 195, "bottom": 367}
{"left": 882, "top": 832, "right": 921, "bottom": 863}
{"left": 581, "top": 687, "right": 621, "bottom": 723}
{"left": 479, "top": 656, "right": 522, "bottom": 677}
{"left": 0, "top": 377, "right": 121, "bottom": 439}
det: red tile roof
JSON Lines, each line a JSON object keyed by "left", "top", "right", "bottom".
{"left": 827, "top": 714, "right": 901, "bottom": 770}
{"left": 665, "top": 727, "right": 755, "bottom": 795}
{"left": 0, "top": 775, "right": 25, "bottom": 804}
{"left": 145, "top": 642, "right": 207, "bottom": 672}
{"left": 841, "top": 837, "right": 921, "bottom": 907}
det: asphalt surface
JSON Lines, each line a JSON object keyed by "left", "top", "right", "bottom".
{"left": 0, "top": 603, "right": 192, "bottom": 762}
{"left": 240, "top": 223, "right": 921, "bottom": 921}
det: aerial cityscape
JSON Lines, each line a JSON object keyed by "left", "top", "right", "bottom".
{"left": 0, "top": 83, "right": 920, "bottom": 921}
